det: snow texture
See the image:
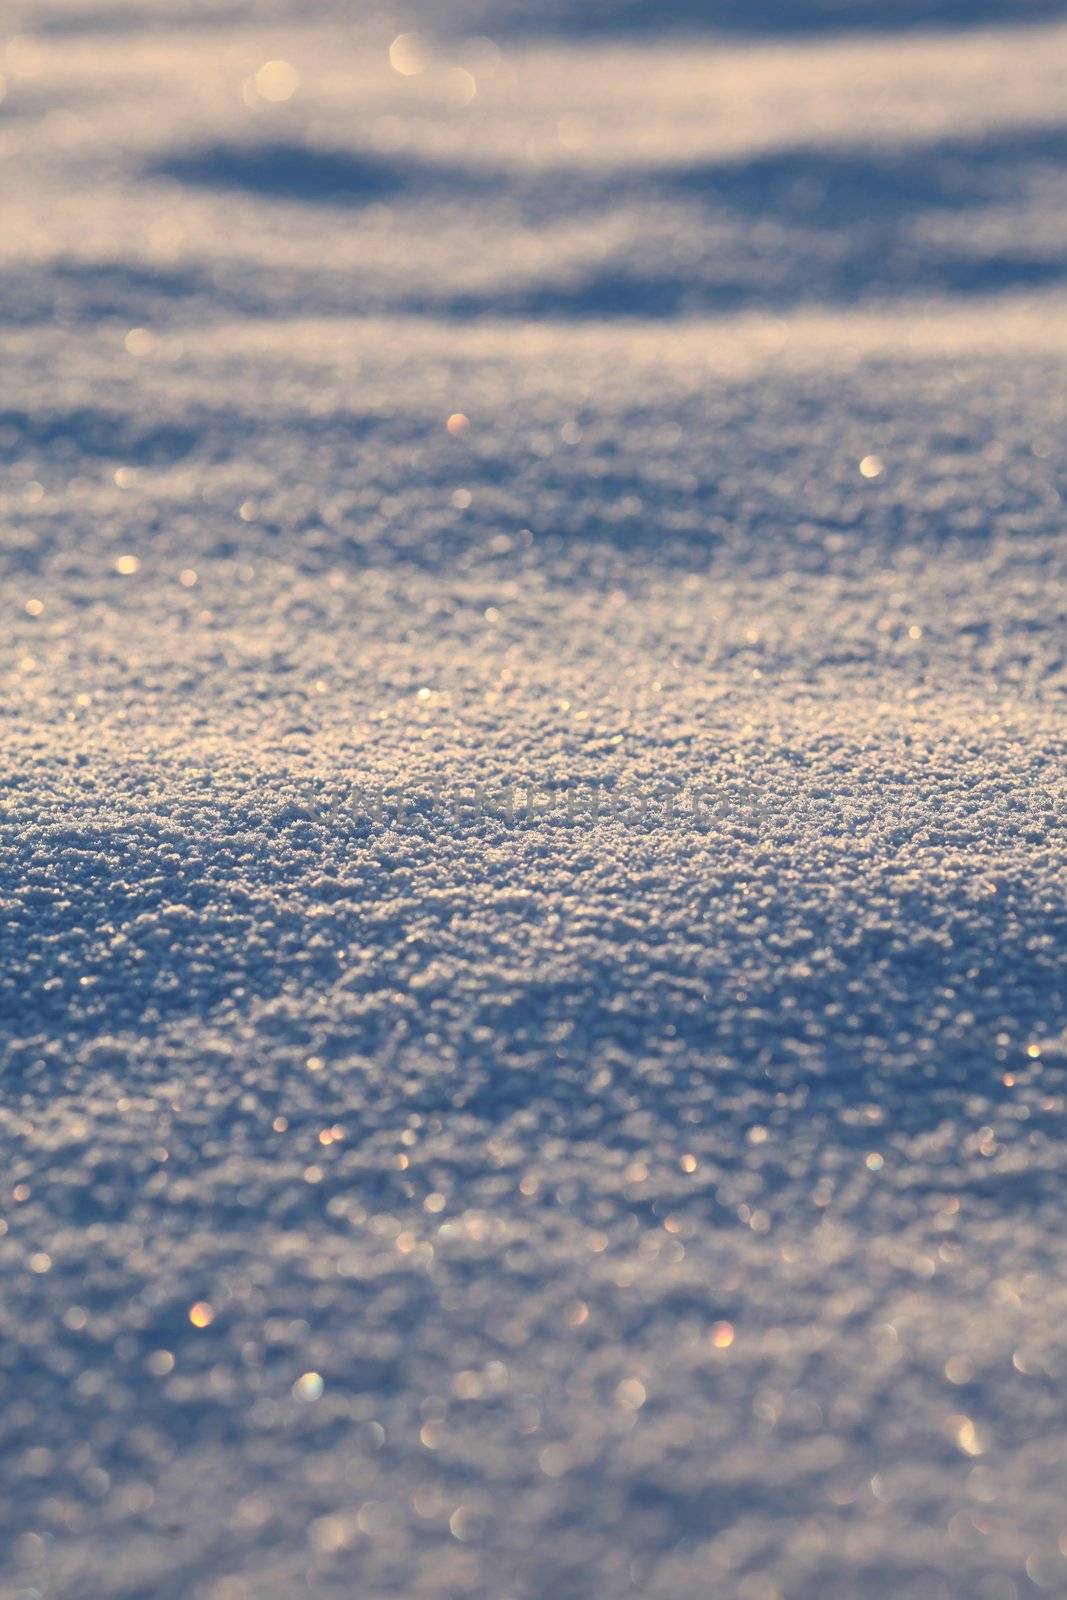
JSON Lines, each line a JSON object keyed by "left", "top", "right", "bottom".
{"left": 1, "top": 3, "right": 1066, "bottom": 1598}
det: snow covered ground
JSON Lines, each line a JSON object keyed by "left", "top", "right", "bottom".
{"left": 1, "top": 3, "right": 1066, "bottom": 1597}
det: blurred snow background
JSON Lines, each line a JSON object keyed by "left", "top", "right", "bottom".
{"left": 1, "top": 2, "right": 1066, "bottom": 1597}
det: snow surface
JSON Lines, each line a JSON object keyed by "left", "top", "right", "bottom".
{"left": 2, "top": 3, "right": 1066, "bottom": 1598}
